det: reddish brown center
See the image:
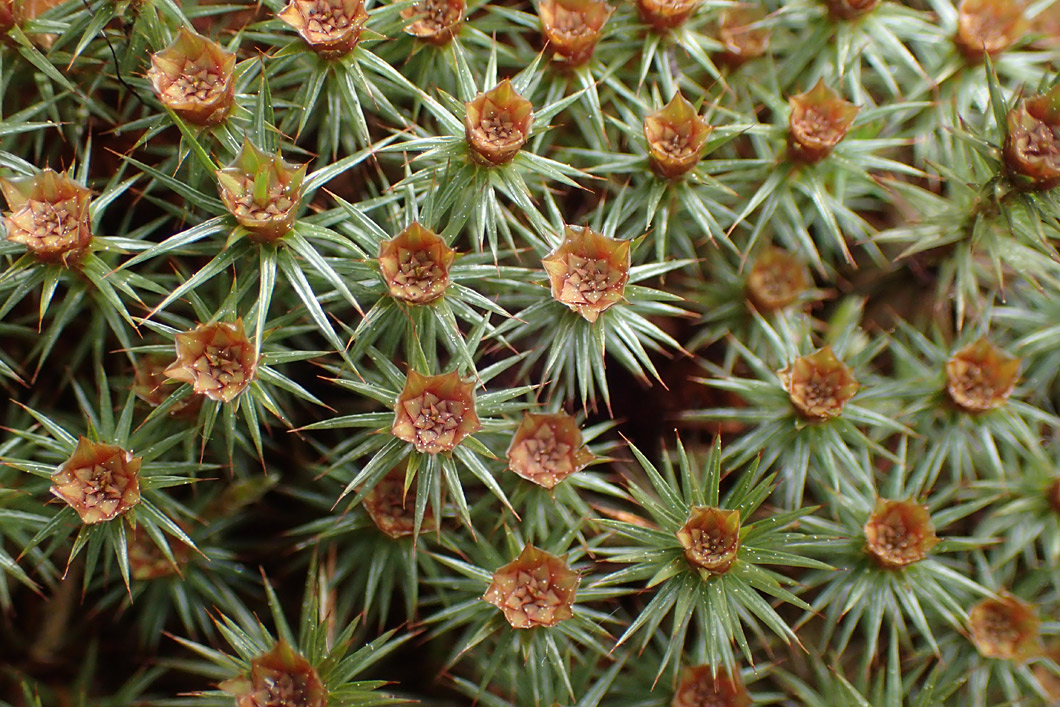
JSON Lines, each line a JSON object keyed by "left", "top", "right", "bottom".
{"left": 412, "top": 0, "right": 460, "bottom": 32}
{"left": 306, "top": 3, "right": 353, "bottom": 34}
{"left": 166, "top": 65, "right": 226, "bottom": 103}
{"left": 391, "top": 248, "right": 445, "bottom": 301}
{"left": 18, "top": 199, "right": 83, "bottom": 249}
{"left": 557, "top": 254, "right": 623, "bottom": 306}
{"left": 403, "top": 392, "right": 466, "bottom": 453}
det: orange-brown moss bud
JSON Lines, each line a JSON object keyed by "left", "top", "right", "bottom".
{"left": 863, "top": 499, "right": 939, "bottom": 570}
{"left": 278, "top": 0, "right": 369, "bottom": 59}
{"left": 464, "top": 80, "right": 533, "bottom": 166}
{"left": 483, "top": 544, "right": 580, "bottom": 629}
{"left": 969, "top": 595, "right": 1042, "bottom": 662}
{"left": 746, "top": 247, "right": 810, "bottom": 311}
{"left": 506, "top": 412, "right": 594, "bottom": 489}
{"left": 539, "top": 0, "right": 612, "bottom": 66}
{"left": 128, "top": 527, "right": 190, "bottom": 580}
{"left": 787, "top": 80, "right": 858, "bottom": 164}
{"left": 165, "top": 320, "right": 258, "bottom": 404}
{"left": 402, "top": 0, "right": 464, "bottom": 44}
{"left": 378, "top": 222, "right": 456, "bottom": 304}
{"left": 944, "top": 338, "right": 1020, "bottom": 414}
{"left": 672, "top": 665, "right": 752, "bottom": 707}
{"left": 362, "top": 466, "right": 432, "bottom": 538}
{"left": 148, "top": 28, "right": 236, "bottom": 127}
{"left": 717, "top": 6, "right": 769, "bottom": 66}
{"left": 217, "top": 140, "right": 307, "bottom": 243}
{"left": 676, "top": 506, "right": 741, "bottom": 576}
{"left": 392, "top": 370, "right": 480, "bottom": 454}
{"left": 51, "top": 437, "right": 142, "bottom": 525}
{"left": 637, "top": 0, "right": 697, "bottom": 31}
{"left": 825, "top": 0, "right": 879, "bottom": 21}
{"left": 220, "top": 641, "right": 327, "bottom": 707}
{"left": 1003, "top": 105, "right": 1060, "bottom": 191}
{"left": 1026, "top": 84, "right": 1060, "bottom": 125}
{"left": 1, "top": 169, "right": 92, "bottom": 266}
{"left": 644, "top": 93, "right": 713, "bottom": 179}
{"left": 779, "top": 346, "right": 858, "bottom": 420}
{"left": 955, "top": 0, "right": 1027, "bottom": 62}
{"left": 542, "top": 226, "right": 630, "bottom": 323}
{"left": 0, "top": 0, "right": 19, "bottom": 33}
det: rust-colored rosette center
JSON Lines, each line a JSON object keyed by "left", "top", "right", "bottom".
{"left": 165, "top": 320, "right": 259, "bottom": 404}
{"left": 542, "top": 226, "right": 630, "bottom": 323}
{"left": 51, "top": 437, "right": 142, "bottom": 525}
{"left": 944, "top": 338, "right": 1020, "bottom": 414}
{"left": 787, "top": 79, "right": 858, "bottom": 164}
{"left": 221, "top": 640, "right": 328, "bottom": 707}
{"left": 863, "top": 499, "right": 939, "bottom": 570}
{"left": 644, "top": 93, "right": 713, "bottom": 179}
{"left": 464, "top": 80, "right": 534, "bottom": 166}
{"left": 362, "top": 466, "right": 433, "bottom": 538}
{"left": 746, "top": 247, "right": 810, "bottom": 311}
{"left": 147, "top": 28, "right": 236, "bottom": 127}
{"left": 217, "top": 141, "right": 307, "bottom": 243}
{"left": 392, "top": 370, "right": 481, "bottom": 454}
{"left": 1003, "top": 104, "right": 1060, "bottom": 191}
{"left": 955, "top": 0, "right": 1027, "bottom": 62}
{"left": 482, "top": 543, "right": 580, "bottom": 629}
{"left": 825, "top": 0, "right": 879, "bottom": 21}
{"left": 676, "top": 506, "right": 741, "bottom": 576}
{"left": 672, "top": 664, "right": 752, "bottom": 707}
{"left": 778, "top": 346, "right": 858, "bottom": 421}
{"left": 539, "top": 0, "right": 613, "bottom": 66}
{"left": 506, "top": 412, "right": 594, "bottom": 489}
{"left": 133, "top": 356, "right": 203, "bottom": 418}
{"left": 1, "top": 169, "right": 92, "bottom": 266}
{"left": 278, "top": 0, "right": 369, "bottom": 59}
{"left": 637, "top": 0, "right": 698, "bottom": 31}
{"left": 378, "top": 222, "right": 456, "bottom": 304}
{"left": 716, "top": 6, "right": 769, "bottom": 67}
{"left": 969, "top": 595, "right": 1042, "bottom": 662}
{"left": 402, "top": 0, "right": 464, "bottom": 44}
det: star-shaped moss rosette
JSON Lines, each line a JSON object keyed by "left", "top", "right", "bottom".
{"left": 147, "top": 28, "right": 236, "bottom": 127}
{"left": 643, "top": 93, "right": 713, "bottom": 180}
{"left": 169, "top": 567, "right": 409, "bottom": 707}
{"left": 688, "top": 307, "right": 906, "bottom": 507}
{"left": 1002, "top": 104, "right": 1060, "bottom": 191}
{"left": 944, "top": 338, "right": 1020, "bottom": 414}
{"left": 425, "top": 529, "right": 616, "bottom": 706}
{"left": 329, "top": 206, "right": 512, "bottom": 373}
{"left": 671, "top": 664, "right": 752, "bottom": 707}
{"left": 595, "top": 436, "right": 829, "bottom": 679}
{"left": 885, "top": 322, "right": 1056, "bottom": 484}
{"left": 969, "top": 594, "right": 1042, "bottom": 661}
{"left": 117, "top": 139, "right": 385, "bottom": 364}
{"left": 1, "top": 168, "right": 92, "bottom": 266}
{"left": 496, "top": 224, "right": 688, "bottom": 412}
{"left": 299, "top": 350, "right": 532, "bottom": 534}
{"left": 165, "top": 320, "right": 258, "bottom": 405}
{"left": 542, "top": 225, "right": 629, "bottom": 323}
{"left": 506, "top": 411, "right": 595, "bottom": 490}
{"left": 4, "top": 379, "right": 205, "bottom": 593}
{"left": 636, "top": 0, "right": 697, "bottom": 31}
{"left": 464, "top": 80, "right": 534, "bottom": 167}
{"left": 539, "top": 0, "right": 613, "bottom": 67}
{"left": 278, "top": 0, "right": 370, "bottom": 60}
{"left": 787, "top": 80, "right": 859, "bottom": 165}
{"left": 401, "top": 0, "right": 464, "bottom": 44}
{"left": 716, "top": 6, "right": 770, "bottom": 67}
{"left": 216, "top": 139, "right": 307, "bottom": 244}
{"left": 384, "top": 58, "right": 589, "bottom": 253}
{"left": 955, "top": 0, "right": 1027, "bottom": 62}
{"left": 796, "top": 446, "right": 991, "bottom": 667}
